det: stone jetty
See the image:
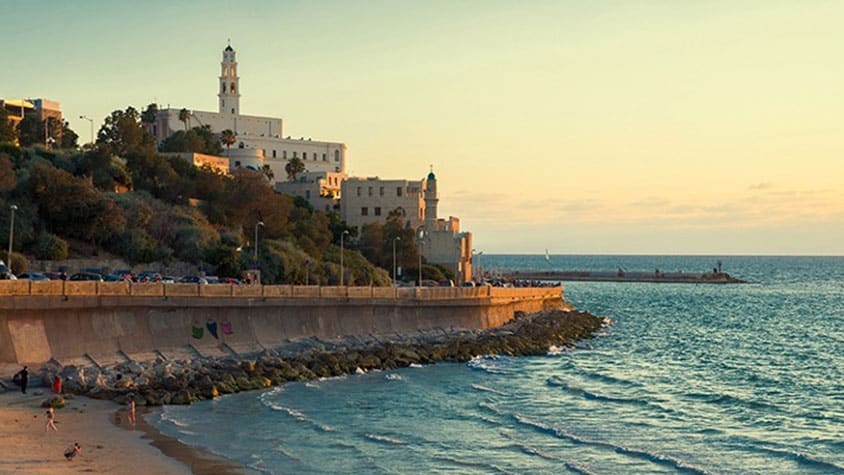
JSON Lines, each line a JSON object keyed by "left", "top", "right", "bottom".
{"left": 39, "top": 309, "right": 605, "bottom": 406}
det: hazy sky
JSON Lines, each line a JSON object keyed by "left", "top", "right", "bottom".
{"left": 3, "top": 1, "right": 843, "bottom": 254}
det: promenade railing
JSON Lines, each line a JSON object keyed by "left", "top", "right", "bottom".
{"left": 0, "top": 281, "right": 562, "bottom": 301}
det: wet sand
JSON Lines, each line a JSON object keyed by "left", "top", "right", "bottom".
{"left": 0, "top": 389, "right": 247, "bottom": 474}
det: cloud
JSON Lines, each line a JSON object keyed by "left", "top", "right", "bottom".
{"left": 630, "top": 197, "right": 670, "bottom": 208}
{"left": 748, "top": 182, "right": 773, "bottom": 190}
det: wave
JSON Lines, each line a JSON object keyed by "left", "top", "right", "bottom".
{"left": 579, "top": 370, "right": 643, "bottom": 388}
{"left": 684, "top": 391, "right": 784, "bottom": 413}
{"left": 434, "top": 455, "right": 515, "bottom": 475}
{"left": 746, "top": 445, "right": 844, "bottom": 472}
{"left": 385, "top": 373, "right": 403, "bottom": 381}
{"left": 471, "top": 383, "right": 509, "bottom": 396}
{"left": 467, "top": 355, "right": 513, "bottom": 375}
{"left": 564, "top": 461, "right": 599, "bottom": 475}
{"left": 546, "top": 377, "right": 650, "bottom": 408}
{"left": 259, "top": 399, "right": 335, "bottom": 432}
{"left": 159, "top": 408, "right": 191, "bottom": 428}
{"left": 409, "top": 363, "right": 424, "bottom": 368}
{"left": 478, "top": 401, "right": 505, "bottom": 416}
{"left": 364, "top": 433, "right": 407, "bottom": 445}
{"left": 512, "top": 414, "right": 712, "bottom": 474}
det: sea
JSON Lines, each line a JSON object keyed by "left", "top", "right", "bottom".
{"left": 149, "top": 255, "right": 844, "bottom": 474}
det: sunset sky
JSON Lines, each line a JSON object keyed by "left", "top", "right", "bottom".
{"left": 3, "top": 1, "right": 843, "bottom": 254}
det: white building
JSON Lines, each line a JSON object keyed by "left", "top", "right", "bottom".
{"left": 151, "top": 43, "right": 347, "bottom": 181}
{"left": 340, "top": 176, "right": 426, "bottom": 231}
{"left": 275, "top": 171, "right": 345, "bottom": 213}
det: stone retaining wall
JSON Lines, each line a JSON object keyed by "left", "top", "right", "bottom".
{"left": 0, "top": 282, "right": 564, "bottom": 365}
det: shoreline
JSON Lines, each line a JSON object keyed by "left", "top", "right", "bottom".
{"left": 112, "top": 407, "right": 250, "bottom": 475}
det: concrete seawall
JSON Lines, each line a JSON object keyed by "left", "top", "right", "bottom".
{"left": 0, "top": 283, "right": 564, "bottom": 365}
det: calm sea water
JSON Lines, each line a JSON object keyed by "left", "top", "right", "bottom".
{"left": 150, "top": 255, "right": 844, "bottom": 474}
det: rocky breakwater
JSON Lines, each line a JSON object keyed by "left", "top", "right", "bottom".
{"left": 44, "top": 309, "right": 607, "bottom": 406}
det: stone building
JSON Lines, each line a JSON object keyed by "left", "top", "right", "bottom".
{"left": 150, "top": 43, "right": 347, "bottom": 182}
{"left": 340, "top": 176, "right": 426, "bottom": 231}
{"left": 339, "top": 170, "right": 473, "bottom": 284}
{"left": 275, "top": 171, "right": 345, "bottom": 213}
{"left": 1, "top": 98, "right": 62, "bottom": 145}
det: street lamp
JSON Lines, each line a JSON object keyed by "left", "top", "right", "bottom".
{"left": 7, "top": 205, "right": 17, "bottom": 273}
{"left": 392, "top": 236, "right": 401, "bottom": 286}
{"left": 79, "top": 115, "right": 94, "bottom": 146}
{"left": 340, "top": 230, "right": 350, "bottom": 286}
{"left": 416, "top": 226, "right": 425, "bottom": 286}
{"left": 253, "top": 221, "right": 264, "bottom": 264}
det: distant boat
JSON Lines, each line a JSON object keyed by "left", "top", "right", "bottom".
{"left": 544, "top": 249, "right": 551, "bottom": 264}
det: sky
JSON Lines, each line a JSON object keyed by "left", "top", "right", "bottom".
{"left": 2, "top": 0, "right": 843, "bottom": 255}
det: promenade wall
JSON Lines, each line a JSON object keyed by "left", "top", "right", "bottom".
{"left": 0, "top": 282, "right": 563, "bottom": 365}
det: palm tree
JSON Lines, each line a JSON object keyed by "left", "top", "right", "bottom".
{"left": 178, "top": 108, "right": 190, "bottom": 131}
{"left": 220, "top": 129, "right": 236, "bottom": 156}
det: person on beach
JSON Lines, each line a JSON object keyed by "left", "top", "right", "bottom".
{"left": 13, "top": 366, "right": 28, "bottom": 394}
{"left": 128, "top": 399, "right": 136, "bottom": 426}
{"left": 45, "top": 406, "right": 58, "bottom": 432}
{"left": 64, "top": 443, "right": 81, "bottom": 461}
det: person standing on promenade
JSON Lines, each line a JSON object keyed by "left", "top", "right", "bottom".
{"left": 45, "top": 406, "right": 58, "bottom": 432}
{"left": 13, "top": 366, "right": 28, "bottom": 394}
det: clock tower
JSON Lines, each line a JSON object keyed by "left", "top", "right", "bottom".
{"left": 218, "top": 41, "right": 240, "bottom": 115}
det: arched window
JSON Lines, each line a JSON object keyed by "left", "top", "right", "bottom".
{"left": 230, "top": 82, "right": 236, "bottom": 93}
{"left": 334, "top": 150, "right": 340, "bottom": 162}
{"left": 221, "top": 83, "right": 226, "bottom": 93}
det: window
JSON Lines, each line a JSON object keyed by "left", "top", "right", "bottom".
{"left": 305, "top": 190, "right": 310, "bottom": 199}
{"left": 272, "top": 150, "right": 276, "bottom": 158}
{"left": 397, "top": 187, "right": 402, "bottom": 197}
{"left": 357, "top": 187, "right": 361, "bottom": 197}
{"left": 283, "top": 150, "right": 287, "bottom": 159}
{"left": 368, "top": 187, "right": 373, "bottom": 196}
{"left": 231, "top": 108, "right": 235, "bottom": 114}
{"left": 361, "top": 207, "right": 368, "bottom": 216}
{"left": 235, "top": 161, "right": 241, "bottom": 168}
{"left": 379, "top": 186, "right": 384, "bottom": 196}
{"left": 230, "top": 82, "right": 236, "bottom": 93}
{"left": 335, "top": 150, "right": 340, "bottom": 162}
{"left": 374, "top": 207, "right": 381, "bottom": 216}
{"left": 322, "top": 153, "right": 327, "bottom": 161}
{"left": 293, "top": 152, "right": 298, "bottom": 158}
{"left": 303, "top": 152, "right": 308, "bottom": 160}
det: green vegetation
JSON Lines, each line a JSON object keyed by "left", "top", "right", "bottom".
{"left": 0, "top": 105, "right": 389, "bottom": 285}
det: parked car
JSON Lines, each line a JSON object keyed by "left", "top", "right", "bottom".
{"left": 461, "top": 281, "right": 476, "bottom": 287}
{"left": 179, "top": 275, "right": 208, "bottom": 285}
{"left": 17, "top": 272, "right": 51, "bottom": 281}
{"left": 69, "top": 272, "right": 104, "bottom": 281}
{"left": 103, "top": 274, "right": 127, "bottom": 282}
{"left": 136, "top": 271, "right": 161, "bottom": 282}
{"left": 43, "top": 271, "right": 64, "bottom": 280}
{"left": 219, "top": 277, "right": 241, "bottom": 285}
{"left": 438, "top": 279, "right": 455, "bottom": 287}
{"left": 160, "top": 276, "right": 177, "bottom": 283}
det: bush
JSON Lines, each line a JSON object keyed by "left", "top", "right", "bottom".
{"left": 32, "top": 232, "right": 69, "bottom": 260}
{"left": 1, "top": 250, "right": 28, "bottom": 274}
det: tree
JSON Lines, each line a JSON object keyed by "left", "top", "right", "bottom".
{"left": 220, "top": 129, "right": 236, "bottom": 154}
{"left": 285, "top": 157, "right": 305, "bottom": 181}
{"left": 261, "top": 164, "right": 274, "bottom": 182}
{"left": 97, "top": 107, "right": 155, "bottom": 157}
{"left": 60, "top": 120, "right": 78, "bottom": 149}
{"left": 17, "top": 116, "right": 41, "bottom": 146}
{"left": 141, "top": 103, "right": 158, "bottom": 125}
{"left": 0, "top": 108, "right": 17, "bottom": 144}
{"left": 0, "top": 153, "right": 16, "bottom": 192}
{"left": 178, "top": 108, "right": 190, "bottom": 131}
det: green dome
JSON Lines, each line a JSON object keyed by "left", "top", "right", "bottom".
{"left": 427, "top": 171, "right": 436, "bottom": 180}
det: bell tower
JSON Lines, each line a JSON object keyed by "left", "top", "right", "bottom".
{"left": 218, "top": 40, "right": 240, "bottom": 115}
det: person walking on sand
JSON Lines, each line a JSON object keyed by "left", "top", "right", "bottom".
{"left": 128, "top": 399, "right": 136, "bottom": 426}
{"left": 64, "top": 442, "right": 81, "bottom": 461}
{"left": 45, "top": 406, "right": 58, "bottom": 432}
{"left": 13, "top": 366, "right": 28, "bottom": 394}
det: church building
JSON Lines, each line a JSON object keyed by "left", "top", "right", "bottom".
{"left": 150, "top": 43, "right": 347, "bottom": 181}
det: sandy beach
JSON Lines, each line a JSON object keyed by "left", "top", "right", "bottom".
{"left": 0, "top": 388, "right": 246, "bottom": 475}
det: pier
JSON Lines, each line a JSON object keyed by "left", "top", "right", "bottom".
{"left": 502, "top": 269, "right": 746, "bottom": 284}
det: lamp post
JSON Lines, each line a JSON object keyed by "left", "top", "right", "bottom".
{"left": 7, "top": 205, "right": 17, "bottom": 273}
{"left": 340, "top": 230, "right": 350, "bottom": 286}
{"left": 416, "top": 226, "right": 425, "bottom": 286}
{"left": 392, "top": 236, "right": 401, "bottom": 286}
{"left": 79, "top": 115, "right": 94, "bottom": 146}
{"left": 253, "top": 221, "right": 264, "bottom": 270}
